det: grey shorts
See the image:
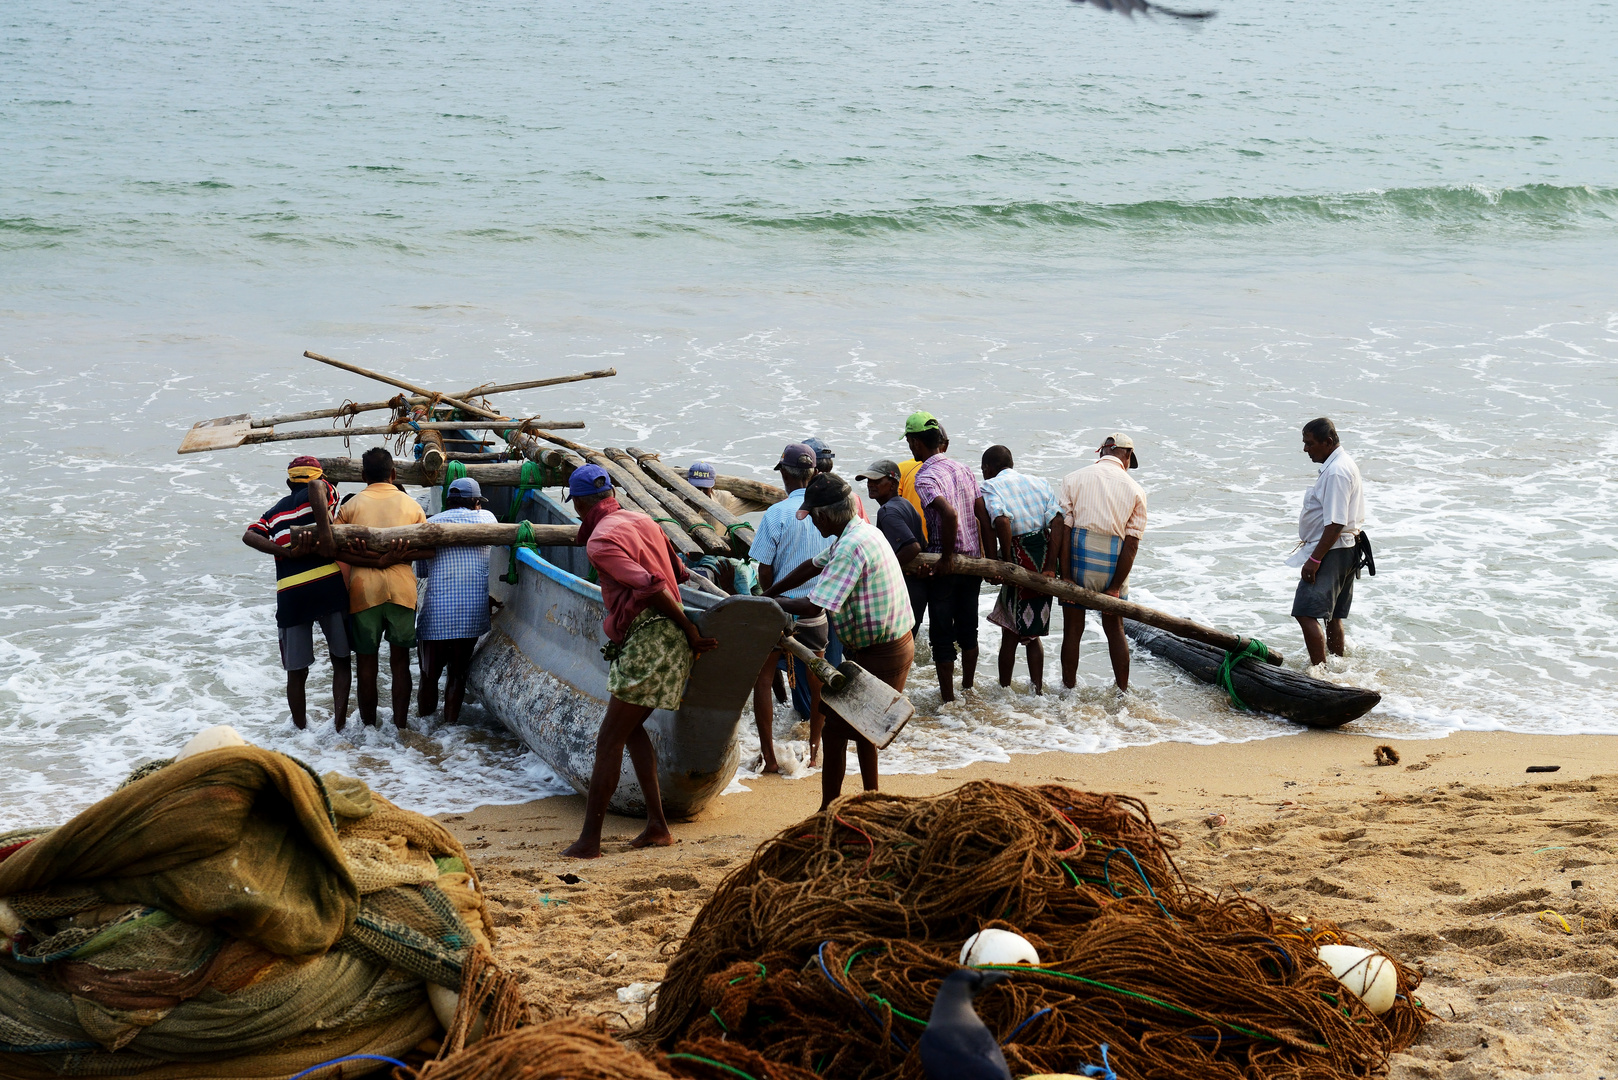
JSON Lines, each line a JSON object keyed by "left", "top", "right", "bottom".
{"left": 788, "top": 614, "right": 830, "bottom": 654}
{"left": 279, "top": 612, "right": 352, "bottom": 671}
{"left": 1292, "top": 546, "right": 1357, "bottom": 621}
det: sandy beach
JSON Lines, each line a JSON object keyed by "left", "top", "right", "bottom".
{"left": 441, "top": 730, "right": 1618, "bottom": 1078}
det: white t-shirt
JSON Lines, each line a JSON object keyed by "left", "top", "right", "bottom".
{"left": 1291, "top": 446, "right": 1364, "bottom": 565}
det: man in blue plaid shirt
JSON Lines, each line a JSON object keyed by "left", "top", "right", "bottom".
{"left": 415, "top": 477, "right": 498, "bottom": 724}
{"left": 976, "top": 445, "right": 1062, "bottom": 694}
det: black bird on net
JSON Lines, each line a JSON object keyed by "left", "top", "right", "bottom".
{"left": 1075, "top": 0, "right": 1216, "bottom": 21}
{"left": 919, "top": 970, "right": 1013, "bottom": 1080}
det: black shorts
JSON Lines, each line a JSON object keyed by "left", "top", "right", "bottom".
{"left": 1292, "top": 546, "right": 1357, "bottom": 621}
{"left": 916, "top": 574, "right": 981, "bottom": 663}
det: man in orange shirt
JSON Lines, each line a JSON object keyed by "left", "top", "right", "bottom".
{"left": 334, "top": 447, "right": 428, "bottom": 727}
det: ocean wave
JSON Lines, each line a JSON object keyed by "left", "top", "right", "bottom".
{"left": 704, "top": 184, "right": 1618, "bottom": 236}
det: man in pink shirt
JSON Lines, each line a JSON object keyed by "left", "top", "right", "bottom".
{"left": 560, "top": 466, "right": 718, "bottom": 859}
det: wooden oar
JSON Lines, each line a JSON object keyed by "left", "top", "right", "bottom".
{"left": 181, "top": 420, "right": 588, "bottom": 453}
{"left": 250, "top": 369, "right": 617, "bottom": 428}
{"left": 293, "top": 520, "right": 578, "bottom": 556}
{"left": 779, "top": 635, "right": 914, "bottom": 749}
{"left": 909, "top": 552, "right": 1285, "bottom": 666}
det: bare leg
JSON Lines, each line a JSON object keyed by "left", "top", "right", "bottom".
{"left": 331, "top": 655, "right": 352, "bottom": 731}
{"left": 807, "top": 652, "right": 824, "bottom": 767}
{"left": 389, "top": 644, "right": 412, "bottom": 729}
{"left": 1025, "top": 638, "right": 1045, "bottom": 695}
{"left": 1326, "top": 619, "right": 1346, "bottom": 657}
{"left": 1102, "top": 612, "right": 1129, "bottom": 691}
{"left": 752, "top": 652, "right": 781, "bottom": 773}
{"left": 819, "top": 715, "right": 850, "bottom": 811}
{"left": 998, "top": 629, "right": 1017, "bottom": 687}
{"left": 442, "top": 640, "right": 475, "bottom": 724}
{"left": 936, "top": 659, "right": 956, "bottom": 703}
{"left": 1295, "top": 616, "right": 1327, "bottom": 666}
{"left": 852, "top": 728, "right": 879, "bottom": 791}
{"left": 357, "top": 654, "right": 380, "bottom": 726}
{"left": 961, "top": 647, "right": 979, "bottom": 690}
{"left": 562, "top": 697, "right": 657, "bottom": 859}
{"left": 287, "top": 668, "right": 309, "bottom": 729}
{"left": 773, "top": 667, "right": 788, "bottom": 703}
{"left": 1061, "top": 608, "right": 1086, "bottom": 688}
{"left": 418, "top": 641, "right": 445, "bottom": 717}
{"left": 623, "top": 724, "right": 673, "bottom": 848}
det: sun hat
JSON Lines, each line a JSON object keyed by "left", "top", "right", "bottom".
{"left": 686, "top": 461, "right": 717, "bottom": 489}
{"left": 854, "top": 459, "right": 902, "bottom": 482}
{"left": 903, "top": 411, "right": 941, "bottom": 436}
{"left": 1102, "top": 433, "right": 1139, "bottom": 469}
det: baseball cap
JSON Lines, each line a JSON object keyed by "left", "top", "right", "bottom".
{"left": 773, "top": 442, "right": 816, "bottom": 472}
{"left": 903, "top": 411, "right": 941, "bottom": 436}
{"left": 447, "top": 476, "right": 483, "bottom": 499}
{"left": 795, "top": 473, "right": 853, "bottom": 519}
{"left": 686, "top": 461, "right": 717, "bottom": 489}
{"left": 287, "top": 455, "right": 323, "bottom": 482}
{"left": 802, "top": 436, "right": 834, "bottom": 466}
{"left": 1102, "top": 433, "right": 1139, "bottom": 469}
{"left": 564, "top": 463, "right": 613, "bottom": 500}
{"left": 854, "top": 459, "right": 902, "bottom": 482}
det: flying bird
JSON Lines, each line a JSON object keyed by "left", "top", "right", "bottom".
{"left": 1074, "top": 0, "right": 1216, "bottom": 20}
{"left": 919, "top": 969, "right": 1013, "bottom": 1080}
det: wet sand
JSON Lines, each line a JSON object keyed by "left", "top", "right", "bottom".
{"left": 440, "top": 730, "right": 1618, "bottom": 1078}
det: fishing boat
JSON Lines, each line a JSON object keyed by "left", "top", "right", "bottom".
{"left": 468, "top": 489, "right": 788, "bottom": 818}
{"left": 1123, "top": 619, "right": 1381, "bottom": 729}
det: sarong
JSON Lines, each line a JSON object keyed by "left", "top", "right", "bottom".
{"left": 1059, "top": 527, "right": 1130, "bottom": 608}
{"left": 604, "top": 609, "right": 695, "bottom": 711}
{"left": 988, "top": 530, "right": 1053, "bottom": 638}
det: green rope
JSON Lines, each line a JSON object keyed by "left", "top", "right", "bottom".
{"left": 665, "top": 1054, "right": 759, "bottom": 1080}
{"left": 724, "top": 522, "right": 751, "bottom": 536}
{"left": 1215, "top": 637, "right": 1270, "bottom": 711}
{"left": 652, "top": 516, "right": 680, "bottom": 527}
{"left": 503, "top": 520, "right": 538, "bottom": 584}
{"left": 440, "top": 460, "right": 467, "bottom": 508}
{"left": 505, "top": 460, "right": 551, "bottom": 523}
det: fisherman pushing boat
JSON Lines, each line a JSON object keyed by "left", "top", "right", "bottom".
{"left": 560, "top": 465, "right": 719, "bottom": 859}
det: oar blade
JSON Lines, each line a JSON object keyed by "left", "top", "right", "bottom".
{"left": 819, "top": 662, "right": 914, "bottom": 749}
{"left": 178, "top": 414, "right": 253, "bottom": 454}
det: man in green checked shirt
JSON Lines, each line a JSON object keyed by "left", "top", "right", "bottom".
{"left": 764, "top": 473, "right": 916, "bottom": 810}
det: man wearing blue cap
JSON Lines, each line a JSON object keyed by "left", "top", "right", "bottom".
{"left": 749, "top": 442, "right": 834, "bottom": 771}
{"left": 415, "top": 477, "right": 498, "bottom": 725}
{"left": 561, "top": 465, "right": 718, "bottom": 859}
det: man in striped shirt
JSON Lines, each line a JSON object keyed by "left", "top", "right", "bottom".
{"left": 242, "top": 456, "right": 352, "bottom": 730}
{"left": 765, "top": 474, "right": 915, "bottom": 810}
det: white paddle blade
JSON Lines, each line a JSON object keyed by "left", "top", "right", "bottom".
{"left": 821, "top": 662, "right": 914, "bottom": 750}
{"left": 179, "top": 414, "right": 253, "bottom": 454}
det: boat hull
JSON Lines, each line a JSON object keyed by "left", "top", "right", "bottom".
{"left": 469, "top": 504, "right": 787, "bottom": 819}
{"left": 1124, "top": 619, "right": 1380, "bottom": 729}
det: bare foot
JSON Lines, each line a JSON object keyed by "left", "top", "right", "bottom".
{"left": 629, "top": 825, "right": 674, "bottom": 849}
{"left": 760, "top": 756, "right": 781, "bottom": 774}
{"left": 808, "top": 754, "right": 819, "bottom": 769}
{"left": 560, "top": 839, "right": 602, "bottom": 859}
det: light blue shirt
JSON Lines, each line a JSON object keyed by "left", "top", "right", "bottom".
{"left": 749, "top": 488, "right": 833, "bottom": 599}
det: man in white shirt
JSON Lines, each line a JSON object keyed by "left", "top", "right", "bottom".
{"left": 1291, "top": 417, "right": 1366, "bottom": 667}
{"left": 1053, "top": 434, "right": 1147, "bottom": 691}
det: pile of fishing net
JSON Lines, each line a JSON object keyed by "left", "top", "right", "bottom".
{"left": 0, "top": 743, "right": 524, "bottom": 1079}
{"left": 628, "top": 780, "right": 1430, "bottom": 1080}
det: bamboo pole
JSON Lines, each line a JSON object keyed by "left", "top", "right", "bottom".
{"left": 298, "top": 521, "right": 579, "bottom": 555}
{"left": 602, "top": 448, "right": 731, "bottom": 556}
{"left": 251, "top": 368, "right": 617, "bottom": 428}
{"left": 908, "top": 553, "right": 1285, "bottom": 665}
{"left": 627, "top": 447, "right": 757, "bottom": 550}
{"left": 303, "top": 351, "right": 508, "bottom": 423}
{"left": 242, "top": 421, "right": 584, "bottom": 445}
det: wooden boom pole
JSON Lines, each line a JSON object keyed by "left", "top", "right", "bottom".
{"left": 251, "top": 368, "right": 616, "bottom": 428}
{"left": 908, "top": 553, "right": 1285, "bottom": 666}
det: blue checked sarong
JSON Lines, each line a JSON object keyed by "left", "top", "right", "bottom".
{"left": 1060, "top": 527, "right": 1129, "bottom": 606}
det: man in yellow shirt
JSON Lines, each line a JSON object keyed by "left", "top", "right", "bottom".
{"left": 897, "top": 412, "right": 937, "bottom": 540}
{"left": 335, "top": 447, "right": 428, "bottom": 727}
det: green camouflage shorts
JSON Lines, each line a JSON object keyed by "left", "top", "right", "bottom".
{"left": 605, "top": 609, "right": 695, "bottom": 711}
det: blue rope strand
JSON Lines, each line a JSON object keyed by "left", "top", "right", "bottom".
{"left": 288, "top": 1054, "right": 411, "bottom": 1080}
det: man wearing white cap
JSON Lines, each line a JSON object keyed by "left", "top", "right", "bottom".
{"left": 1053, "top": 434, "right": 1147, "bottom": 691}
{"left": 415, "top": 477, "right": 498, "bottom": 725}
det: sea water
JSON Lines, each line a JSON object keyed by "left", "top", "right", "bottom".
{"left": 2, "top": 0, "right": 1616, "bottom": 825}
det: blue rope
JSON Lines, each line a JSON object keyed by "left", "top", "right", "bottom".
{"left": 1102, "top": 847, "right": 1177, "bottom": 922}
{"left": 288, "top": 1054, "right": 411, "bottom": 1080}
{"left": 814, "top": 941, "right": 910, "bottom": 1053}
{"left": 1002, "top": 1007, "right": 1052, "bottom": 1044}
{"left": 1079, "top": 1043, "right": 1118, "bottom": 1080}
